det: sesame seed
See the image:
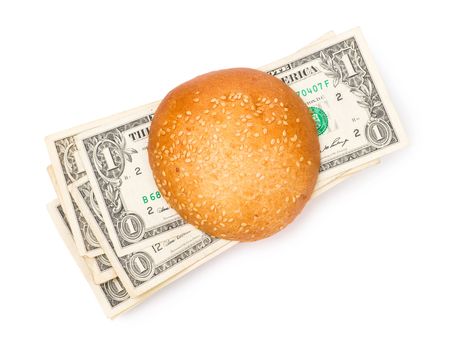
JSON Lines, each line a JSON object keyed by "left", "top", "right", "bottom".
{"left": 271, "top": 139, "right": 275, "bottom": 145}
{"left": 254, "top": 132, "right": 259, "bottom": 137}
{"left": 193, "top": 98, "right": 200, "bottom": 103}
{"left": 186, "top": 111, "right": 192, "bottom": 115}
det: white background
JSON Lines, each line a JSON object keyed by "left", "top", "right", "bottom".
{"left": 1, "top": 1, "right": 466, "bottom": 349}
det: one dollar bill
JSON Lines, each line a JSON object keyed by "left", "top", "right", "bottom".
{"left": 262, "top": 27, "right": 407, "bottom": 181}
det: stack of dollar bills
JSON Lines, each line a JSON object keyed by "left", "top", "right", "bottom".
{"left": 45, "top": 28, "right": 407, "bottom": 318}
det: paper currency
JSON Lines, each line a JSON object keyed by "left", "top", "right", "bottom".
{"left": 45, "top": 28, "right": 404, "bottom": 317}
{"left": 262, "top": 28, "right": 407, "bottom": 182}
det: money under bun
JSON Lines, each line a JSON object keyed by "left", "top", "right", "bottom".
{"left": 148, "top": 68, "right": 320, "bottom": 241}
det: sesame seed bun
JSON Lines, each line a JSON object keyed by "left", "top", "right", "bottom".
{"left": 148, "top": 68, "right": 320, "bottom": 241}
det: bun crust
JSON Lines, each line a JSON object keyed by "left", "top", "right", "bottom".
{"left": 148, "top": 68, "right": 319, "bottom": 241}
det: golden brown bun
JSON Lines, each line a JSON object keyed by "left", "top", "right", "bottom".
{"left": 148, "top": 68, "right": 320, "bottom": 241}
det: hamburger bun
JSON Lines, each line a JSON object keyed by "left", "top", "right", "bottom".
{"left": 148, "top": 68, "right": 320, "bottom": 241}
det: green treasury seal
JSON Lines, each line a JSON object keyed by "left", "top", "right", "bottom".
{"left": 308, "top": 106, "right": 328, "bottom": 136}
